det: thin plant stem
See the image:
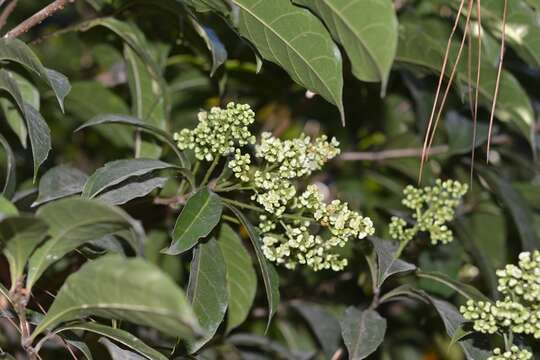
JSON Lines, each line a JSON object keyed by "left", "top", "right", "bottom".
{"left": 201, "top": 157, "right": 219, "bottom": 186}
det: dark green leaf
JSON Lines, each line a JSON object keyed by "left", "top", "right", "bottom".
{"left": 100, "top": 338, "right": 146, "bottom": 360}
{"left": 82, "top": 159, "right": 176, "bottom": 199}
{"left": 445, "top": 112, "right": 489, "bottom": 155}
{"left": 0, "top": 38, "right": 70, "bottom": 110}
{"left": 369, "top": 237, "right": 416, "bottom": 288}
{"left": 0, "top": 216, "right": 48, "bottom": 286}
{"left": 26, "top": 198, "right": 145, "bottom": 288}
{"left": 31, "top": 254, "right": 200, "bottom": 340}
{"left": 416, "top": 271, "right": 491, "bottom": 302}
{"left": 0, "top": 196, "right": 17, "bottom": 217}
{"left": 340, "top": 307, "right": 386, "bottom": 360}
{"left": 190, "top": 18, "right": 227, "bottom": 76}
{"left": 0, "top": 135, "right": 16, "bottom": 199}
{"left": 54, "top": 322, "right": 168, "bottom": 360}
{"left": 225, "top": 204, "right": 279, "bottom": 331}
{"left": 65, "top": 338, "right": 93, "bottom": 360}
{"left": 231, "top": 0, "right": 344, "bottom": 121}
{"left": 188, "top": 238, "right": 228, "bottom": 352}
{"left": 98, "top": 177, "right": 168, "bottom": 205}
{"left": 33, "top": 165, "right": 88, "bottom": 207}
{"left": 180, "top": 0, "right": 230, "bottom": 14}
{"left": 218, "top": 224, "right": 257, "bottom": 332}
{"left": 293, "top": 0, "right": 397, "bottom": 88}
{"left": 291, "top": 301, "right": 341, "bottom": 358}
{"left": 163, "top": 187, "right": 223, "bottom": 255}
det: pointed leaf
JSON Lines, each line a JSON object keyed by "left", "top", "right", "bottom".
{"left": 0, "top": 134, "right": 16, "bottom": 199}
{"left": 340, "top": 307, "right": 386, "bottom": 360}
{"left": 369, "top": 237, "right": 416, "bottom": 288}
{"left": 54, "top": 322, "right": 168, "bottom": 360}
{"left": 218, "top": 224, "right": 257, "bottom": 332}
{"left": 82, "top": 159, "right": 176, "bottom": 199}
{"left": 100, "top": 338, "right": 147, "bottom": 360}
{"left": 31, "top": 254, "right": 200, "bottom": 340}
{"left": 162, "top": 187, "right": 223, "bottom": 255}
{"left": 231, "top": 0, "right": 344, "bottom": 120}
{"left": 190, "top": 18, "right": 227, "bottom": 76}
{"left": 98, "top": 177, "right": 168, "bottom": 205}
{"left": 26, "top": 198, "right": 145, "bottom": 288}
{"left": 33, "top": 165, "right": 88, "bottom": 207}
{"left": 187, "top": 238, "right": 228, "bottom": 352}
{"left": 0, "top": 216, "right": 48, "bottom": 286}
{"left": 293, "top": 0, "right": 397, "bottom": 88}
{"left": 225, "top": 204, "right": 279, "bottom": 331}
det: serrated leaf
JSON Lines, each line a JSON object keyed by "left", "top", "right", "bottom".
{"left": 340, "top": 307, "right": 386, "bottom": 360}
{"left": 291, "top": 302, "right": 341, "bottom": 358}
{"left": 54, "top": 322, "right": 167, "bottom": 360}
{"left": 231, "top": 0, "right": 344, "bottom": 121}
{"left": 75, "top": 114, "right": 190, "bottom": 168}
{"left": 26, "top": 198, "right": 145, "bottom": 288}
{"left": 98, "top": 177, "right": 168, "bottom": 205}
{"left": 0, "top": 38, "right": 70, "bottom": 110}
{"left": 0, "top": 216, "right": 48, "bottom": 286}
{"left": 396, "top": 17, "right": 535, "bottom": 145}
{"left": 82, "top": 159, "right": 176, "bottom": 199}
{"left": 218, "top": 224, "right": 257, "bottom": 332}
{"left": 33, "top": 165, "right": 88, "bottom": 207}
{"left": 0, "top": 135, "right": 16, "bottom": 199}
{"left": 369, "top": 237, "right": 416, "bottom": 288}
{"left": 293, "top": 0, "right": 397, "bottom": 88}
{"left": 163, "top": 187, "right": 223, "bottom": 255}
{"left": 225, "top": 204, "right": 279, "bottom": 331}
{"left": 188, "top": 238, "right": 228, "bottom": 352}
{"left": 31, "top": 254, "right": 200, "bottom": 341}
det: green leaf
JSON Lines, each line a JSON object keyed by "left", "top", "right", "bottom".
{"left": 75, "top": 114, "right": 190, "bottom": 168}
{"left": 64, "top": 337, "right": 93, "bottom": 360}
{"left": 54, "top": 322, "right": 167, "bottom": 360}
{"left": 369, "top": 237, "right": 416, "bottom": 288}
{"left": 231, "top": 0, "right": 344, "bottom": 121}
{"left": 291, "top": 302, "right": 341, "bottom": 359}
{"left": 100, "top": 338, "right": 146, "bottom": 360}
{"left": 0, "top": 216, "right": 48, "bottom": 286}
{"left": 0, "top": 38, "right": 70, "bottom": 110}
{"left": 31, "top": 254, "right": 200, "bottom": 340}
{"left": 396, "top": 17, "right": 535, "bottom": 145}
{"left": 445, "top": 112, "right": 489, "bottom": 155}
{"left": 187, "top": 238, "right": 228, "bottom": 352}
{"left": 340, "top": 307, "right": 387, "bottom": 360}
{"left": 0, "top": 69, "right": 51, "bottom": 180}
{"left": 293, "top": 0, "right": 397, "bottom": 89}
{"left": 0, "top": 134, "right": 16, "bottom": 199}
{"left": 82, "top": 159, "right": 176, "bottom": 199}
{"left": 225, "top": 204, "right": 279, "bottom": 331}
{"left": 478, "top": 168, "right": 540, "bottom": 250}
{"left": 162, "top": 187, "right": 223, "bottom": 255}
{"left": 26, "top": 198, "right": 145, "bottom": 288}
{"left": 0, "top": 196, "right": 17, "bottom": 218}
{"left": 98, "top": 177, "right": 168, "bottom": 205}
{"left": 218, "top": 224, "right": 257, "bottom": 332}
{"left": 426, "top": 296, "right": 491, "bottom": 360}
{"left": 33, "top": 165, "right": 88, "bottom": 207}
{"left": 189, "top": 17, "right": 227, "bottom": 76}
{"left": 416, "top": 271, "right": 491, "bottom": 302}
{"left": 180, "top": 0, "right": 230, "bottom": 14}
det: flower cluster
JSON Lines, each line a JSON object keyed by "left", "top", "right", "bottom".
{"left": 488, "top": 347, "right": 532, "bottom": 360}
{"left": 175, "top": 102, "right": 374, "bottom": 271}
{"left": 174, "top": 102, "right": 256, "bottom": 161}
{"left": 461, "top": 251, "right": 540, "bottom": 339}
{"left": 389, "top": 179, "right": 468, "bottom": 245}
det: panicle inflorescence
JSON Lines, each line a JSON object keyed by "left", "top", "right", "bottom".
{"left": 389, "top": 179, "right": 468, "bottom": 245}
{"left": 488, "top": 346, "right": 532, "bottom": 360}
{"left": 460, "top": 251, "right": 540, "bottom": 339}
{"left": 174, "top": 102, "right": 256, "bottom": 161}
{"left": 175, "top": 102, "right": 373, "bottom": 272}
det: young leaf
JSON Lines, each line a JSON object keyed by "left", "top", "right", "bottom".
{"left": 291, "top": 301, "right": 341, "bottom": 358}
{"left": 32, "top": 165, "right": 88, "bottom": 207}
{"left": 293, "top": 0, "right": 398, "bottom": 89}
{"left": 340, "top": 307, "right": 387, "bottom": 360}
{"left": 82, "top": 159, "right": 176, "bottom": 199}
{"left": 225, "top": 204, "right": 279, "bottom": 331}
{"left": 31, "top": 254, "right": 200, "bottom": 340}
{"left": 230, "top": 0, "right": 344, "bottom": 121}
{"left": 26, "top": 198, "right": 145, "bottom": 288}
{"left": 0, "top": 216, "right": 48, "bottom": 286}
{"left": 218, "top": 224, "right": 257, "bottom": 332}
{"left": 187, "top": 238, "right": 228, "bottom": 352}
{"left": 0, "top": 38, "right": 70, "bottom": 110}
{"left": 0, "top": 134, "right": 16, "bottom": 199}
{"left": 369, "top": 237, "right": 416, "bottom": 288}
{"left": 162, "top": 187, "right": 223, "bottom": 255}
{"left": 53, "top": 322, "right": 168, "bottom": 360}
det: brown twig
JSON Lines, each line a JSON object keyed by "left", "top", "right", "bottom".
{"left": 486, "top": 0, "right": 507, "bottom": 162}
{"left": 470, "top": 0, "right": 483, "bottom": 183}
{"left": 3, "top": 0, "right": 75, "bottom": 39}
{"left": 0, "top": 0, "right": 17, "bottom": 30}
